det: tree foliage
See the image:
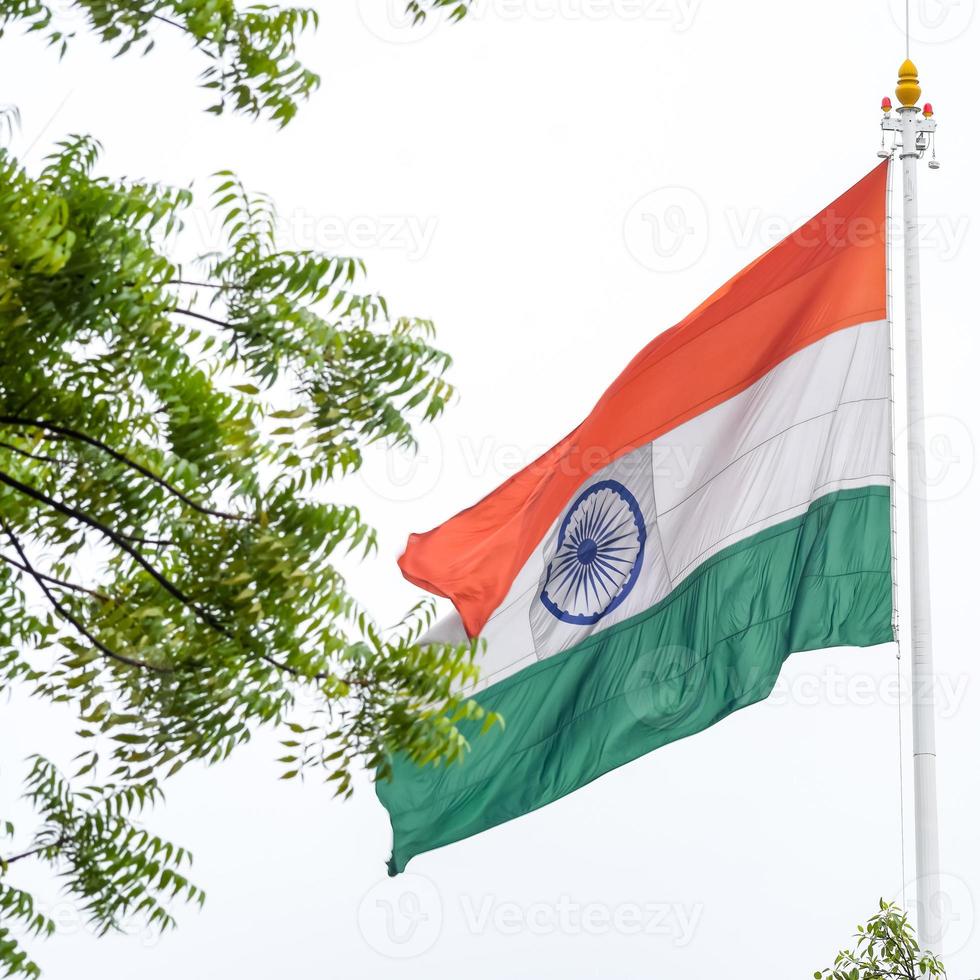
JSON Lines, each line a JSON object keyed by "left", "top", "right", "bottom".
{"left": 0, "top": 0, "right": 479, "bottom": 125}
{"left": 816, "top": 901, "right": 945, "bottom": 980}
{"left": 406, "top": 0, "right": 475, "bottom": 28}
{"left": 0, "top": 128, "right": 500, "bottom": 973}
{"left": 0, "top": 0, "right": 320, "bottom": 124}
{"left": 0, "top": 1, "right": 489, "bottom": 974}
{"left": 1, "top": 757, "right": 201, "bottom": 979}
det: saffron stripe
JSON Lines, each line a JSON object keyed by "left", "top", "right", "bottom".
{"left": 399, "top": 163, "right": 888, "bottom": 637}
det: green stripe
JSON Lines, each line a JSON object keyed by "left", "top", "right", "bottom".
{"left": 378, "top": 485, "right": 894, "bottom": 874}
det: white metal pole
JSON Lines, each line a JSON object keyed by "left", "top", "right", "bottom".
{"left": 894, "top": 73, "right": 943, "bottom": 954}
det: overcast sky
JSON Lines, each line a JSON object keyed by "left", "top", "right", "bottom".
{"left": 1, "top": 0, "right": 978, "bottom": 977}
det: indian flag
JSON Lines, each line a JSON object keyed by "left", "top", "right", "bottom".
{"left": 379, "top": 162, "right": 895, "bottom": 875}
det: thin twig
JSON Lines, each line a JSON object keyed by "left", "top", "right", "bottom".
{"left": 171, "top": 307, "right": 233, "bottom": 330}
{"left": 2, "top": 842, "right": 52, "bottom": 867}
{"left": 116, "top": 532, "right": 176, "bottom": 548}
{"left": 0, "top": 468, "right": 231, "bottom": 641}
{"left": 0, "top": 552, "right": 108, "bottom": 601}
{"left": 1, "top": 830, "right": 69, "bottom": 869}
{"left": 0, "top": 416, "right": 252, "bottom": 523}
{"left": 150, "top": 12, "right": 187, "bottom": 32}
{"left": 0, "top": 441, "right": 63, "bottom": 465}
{"left": 259, "top": 650, "right": 329, "bottom": 683}
{"left": 0, "top": 516, "right": 169, "bottom": 673}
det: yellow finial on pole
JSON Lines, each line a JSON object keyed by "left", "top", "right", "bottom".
{"left": 896, "top": 58, "right": 921, "bottom": 107}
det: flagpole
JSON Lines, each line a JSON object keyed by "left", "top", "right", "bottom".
{"left": 882, "top": 59, "right": 943, "bottom": 954}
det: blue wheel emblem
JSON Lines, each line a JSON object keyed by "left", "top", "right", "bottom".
{"left": 539, "top": 479, "right": 646, "bottom": 625}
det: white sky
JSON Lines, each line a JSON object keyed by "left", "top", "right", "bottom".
{"left": 1, "top": 0, "right": 978, "bottom": 977}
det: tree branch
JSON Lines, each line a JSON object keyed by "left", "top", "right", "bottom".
{"left": 170, "top": 307, "right": 272, "bottom": 355}
{"left": 0, "top": 516, "right": 169, "bottom": 673}
{"left": 171, "top": 307, "right": 233, "bottom": 330}
{"left": 0, "top": 416, "right": 252, "bottom": 523}
{"left": 1, "top": 830, "right": 69, "bottom": 869}
{"left": 0, "top": 552, "right": 108, "bottom": 601}
{"left": 0, "top": 472, "right": 349, "bottom": 686}
{"left": 0, "top": 440, "right": 64, "bottom": 465}
{"left": 116, "top": 532, "right": 176, "bottom": 549}
{"left": 150, "top": 12, "right": 186, "bottom": 32}
{"left": 0, "top": 468, "right": 231, "bottom": 641}
{"left": 2, "top": 843, "right": 46, "bottom": 867}
{"left": 258, "top": 650, "right": 330, "bottom": 683}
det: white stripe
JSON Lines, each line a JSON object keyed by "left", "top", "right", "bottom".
{"left": 425, "top": 320, "right": 891, "bottom": 693}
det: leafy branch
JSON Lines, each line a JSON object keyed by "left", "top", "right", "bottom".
{"left": 815, "top": 900, "right": 945, "bottom": 980}
{"left": 1, "top": 758, "right": 203, "bottom": 979}
{"left": 0, "top": 0, "right": 319, "bottom": 124}
{"left": 0, "top": 0, "right": 479, "bottom": 125}
{"left": 0, "top": 2, "right": 490, "bottom": 974}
